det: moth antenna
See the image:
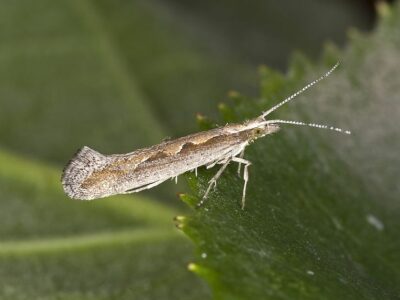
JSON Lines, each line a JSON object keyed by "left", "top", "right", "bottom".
{"left": 264, "top": 119, "right": 351, "bottom": 135}
{"left": 261, "top": 62, "right": 340, "bottom": 119}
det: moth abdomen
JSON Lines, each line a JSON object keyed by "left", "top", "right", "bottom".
{"left": 61, "top": 146, "right": 108, "bottom": 200}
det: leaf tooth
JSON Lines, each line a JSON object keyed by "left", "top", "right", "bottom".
{"left": 178, "top": 193, "right": 198, "bottom": 208}
{"left": 218, "top": 102, "right": 237, "bottom": 123}
{"left": 288, "top": 51, "right": 311, "bottom": 81}
{"left": 173, "top": 215, "right": 187, "bottom": 230}
{"left": 376, "top": 1, "right": 392, "bottom": 19}
{"left": 322, "top": 42, "right": 341, "bottom": 67}
{"left": 196, "top": 113, "right": 214, "bottom": 130}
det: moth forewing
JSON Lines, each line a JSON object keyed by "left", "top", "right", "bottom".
{"left": 61, "top": 122, "right": 275, "bottom": 202}
{"left": 62, "top": 63, "right": 350, "bottom": 209}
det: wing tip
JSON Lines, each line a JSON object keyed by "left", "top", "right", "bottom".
{"left": 61, "top": 146, "right": 106, "bottom": 200}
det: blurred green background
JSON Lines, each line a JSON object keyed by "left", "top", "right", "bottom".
{"left": 0, "top": 0, "right": 387, "bottom": 299}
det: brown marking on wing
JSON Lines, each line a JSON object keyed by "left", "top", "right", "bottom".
{"left": 107, "top": 152, "right": 150, "bottom": 170}
{"left": 178, "top": 142, "right": 196, "bottom": 154}
{"left": 176, "top": 131, "right": 252, "bottom": 155}
{"left": 202, "top": 134, "right": 231, "bottom": 146}
{"left": 81, "top": 169, "right": 126, "bottom": 189}
{"left": 160, "top": 129, "right": 222, "bottom": 155}
{"left": 99, "top": 125, "right": 251, "bottom": 173}
{"left": 142, "top": 151, "right": 169, "bottom": 162}
{"left": 200, "top": 130, "right": 251, "bottom": 147}
{"left": 167, "top": 135, "right": 232, "bottom": 157}
{"left": 174, "top": 128, "right": 253, "bottom": 155}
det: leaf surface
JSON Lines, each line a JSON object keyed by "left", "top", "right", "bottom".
{"left": 180, "top": 3, "right": 400, "bottom": 299}
{"left": 0, "top": 149, "right": 210, "bottom": 299}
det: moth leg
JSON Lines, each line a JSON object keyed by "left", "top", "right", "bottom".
{"left": 237, "top": 149, "right": 245, "bottom": 177}
{"left": 197, "top": 159, "right": 231, "bottom": 208}
{"left": 206, "top": 149, "right": 232, "bottom": 169}
{"left": 232, "top": 157, "right": 252, "bottom": 210}
{"left": 123, "top": 178, "right": 169, "bottom": 194}
{"left": 206, "top": 159, "right": 221, "bottom": 169}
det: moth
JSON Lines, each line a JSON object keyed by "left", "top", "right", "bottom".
{"left": 62, "top": 63, "right": 350, "bottom": 209}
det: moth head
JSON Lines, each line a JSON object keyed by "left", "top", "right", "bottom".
{"left": 251, "top": 123, "right": 280, "bottom": 140}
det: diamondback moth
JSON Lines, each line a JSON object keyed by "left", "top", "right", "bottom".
{"left": 62, "top": 63, "right": 350, "bottom": 209}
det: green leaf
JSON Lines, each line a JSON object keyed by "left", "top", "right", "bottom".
{"left": 0, "top": 0, "right": 167, "bottom": 163}
{"left": 181, "top": 2, "right": 400, "bottom": 299}
{"left": 0, "top": 230, "right": 208, "bottom": 300}
{"left": 0, "top": 0, "right": 253, "bottom": 165}
{"left": 0, "top": 149, "right": 179, "bottom": 238}
{"left": 0, "top": 0, "right": 391, "bottom": 299}
{"left": 0, "top": 149, "right": 210, "bottom": 299}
